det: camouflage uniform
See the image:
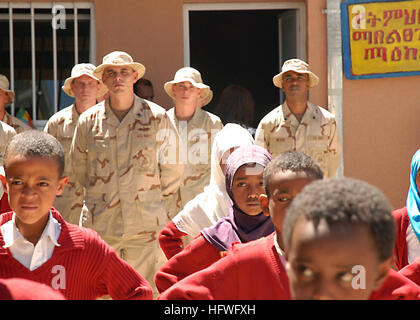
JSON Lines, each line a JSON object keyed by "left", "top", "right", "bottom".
{"left": 166, "top": 107, "right": 223, "bottom": 209}
{"left": 44, "top": 105, "right": 84, "bottom": 225}
{"left": 68, "top": 95, "right": 182, "bottom": 297}
{"left": 3, "top": 112, "right": 31, "bottom": 133}
{"left": 255, "top": 102, "right": 341, "bottom": 178}
{"left": 0, "top": 121, "right": 17, "bottom": 167}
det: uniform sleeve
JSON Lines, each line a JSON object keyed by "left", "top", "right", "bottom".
{"left": 327, "top": 118, "right": 342, "bottom": 178}
{"left": 155, "top": 234, "right": 221, "bottom": 293}
{"left": 0, "top": 126, "right": 16, "bottom": 168}
{"left": 157, "top": 113, "right": 183, "bottom": 220}
{"left": 255, "top": 119, "right": 268, "bottom": 149}
{"left": 158, "top": 249, "right": 240, "bottom": 300}
{"left": 158, "top": 221, "right": 188, "bottom": 260}
{"left": 68, "top": 117, "right": 88, "bottom": 188}
{"left": 44, "top": 118, "right": 57, "bottom": 137}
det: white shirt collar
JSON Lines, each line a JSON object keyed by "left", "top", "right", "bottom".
{"left": 2, "top": 211, "right": 61, "bottom": 248}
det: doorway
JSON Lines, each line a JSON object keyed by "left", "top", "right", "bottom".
{"left": 184, "top": 3, "right": 306, "bottom": 128}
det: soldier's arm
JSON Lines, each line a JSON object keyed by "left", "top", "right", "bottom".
{"left": 157, "top": 113, "right": 183, "bottom": 220}
{"left": 69, "top": 118, "right": 88, "bottom": 188}
{"left": 255, "top": 120, "right": 267, "bottom": 149}
{"left": 327, "top": 119, "right": 342, "bottom": 177}
{"left": 44, "top": 118, "right": 57, "bottom": 137}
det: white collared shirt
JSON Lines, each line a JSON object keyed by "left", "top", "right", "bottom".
{"left": 273, "top": 233, "right": 286, "bottom": 267}
{"left": 1, "top": 212, "right": 61, "bottom": 271}
{"left": 406, "top": 222, "right": 420, "bottom": 264}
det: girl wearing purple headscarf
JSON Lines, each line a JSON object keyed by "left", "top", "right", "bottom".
{"left": 155, "top": 145, "right": 273, "bottom": 294}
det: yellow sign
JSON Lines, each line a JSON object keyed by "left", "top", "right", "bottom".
{"left": 343, "top": 0, "right": 420, "bottom": 78}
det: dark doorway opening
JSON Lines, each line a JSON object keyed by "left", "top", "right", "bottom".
{"left": 189, "top": 9, "right": 299, "bottom": 128}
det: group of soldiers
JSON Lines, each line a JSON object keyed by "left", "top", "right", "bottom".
{"left": 0, "top": 51, "right": 342, "bottom": 297}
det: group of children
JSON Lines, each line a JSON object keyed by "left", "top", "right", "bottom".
{"left": 0, "top": 126, "right": 419, "bottom": 300}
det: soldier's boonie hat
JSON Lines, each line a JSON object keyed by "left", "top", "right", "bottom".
{"left": 200, "top": 89, "right": 213, "bottom": 107}
{"left": 93, "top": 51, "right": 145, "bottom": 81}
{"left": 273, "top": 59, "right": 319, "bottom": 89}
{"left": 164, "top": 67, "right": 210, "bottom": 100}
{"left": 62, "top": 63, "right": 108, "bottom": 98}
{"left": 0, "top": 75, "right": 15, "bottom": 106}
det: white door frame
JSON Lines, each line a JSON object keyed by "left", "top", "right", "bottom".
{"left": 183, "top": 2, "right": 307, "bottom": 66}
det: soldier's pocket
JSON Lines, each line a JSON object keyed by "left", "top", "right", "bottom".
{"left": 132, "top": 140, "right": 158, "bottom": 172}
{"left": 306, "top": 135, "right": 330, "bottom": 170}
{"left": 269, "top": 136, "right": 294, "bottom": 156}
{"left": 135, "top": 188, "right": 167, "bottom": 226}
{"left": 90, "top": 139, "right": 111, "bottom": 177}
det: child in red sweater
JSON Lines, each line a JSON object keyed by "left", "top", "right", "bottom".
{"left": 158, "top": 123, "right": 254, "bottom": 259}
{"left": 0, "top": 130, "right": 153, "bottom": 300}
{"left": 154, "top": 145, "right": 274, "bottom": 293}
{"left": 283, "top": 177, "right": 420, "bottom": 300}
{"left": 0, "top": 277, "right": 65, "bottom": 300}
{"left": 158, "top": 151, "right": 323, "bottom": 299}
{"left": 393, "top": 149, "right": 420, "bottom": 270}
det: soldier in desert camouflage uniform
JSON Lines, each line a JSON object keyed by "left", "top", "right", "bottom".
{"left": 68, "top": 51, "right": 181, "bottom": 298}
{"left": 255, "top": 59, "right": 341, "bottom": 178}
{"left": 44, "top": 63, "right": 107, "bottom": 225}
{"left": 164, "top": 67, "right": 223, "bottom": 209}
{"left": 0, "top": 75, "right": 31, "bottom": 133}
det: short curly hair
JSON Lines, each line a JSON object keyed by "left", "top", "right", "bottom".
{"left": 263, "top": 151, "right": 323, "bottom": 197}
{"left": 282, "top": 177, "right": 395, "bottom": 262}
{"left": 5, "top": 130, "right": 65, "bottom": 177}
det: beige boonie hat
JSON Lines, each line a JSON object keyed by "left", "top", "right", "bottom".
{"left": 164, "top": 67, "right": 210, "bottom": 100}
{"left": 273, "top": 59, "right": 319, "bottom": 89}
{"left": 201, "top": 89, "right": 213, "bottom": 107}
{"left": 93, "top": 51, "right": 145, "bottom": 80}
{"left": 62, "top": 63, "right": 108, "bottom": 98}
{"left": 0, "top": 75, "right": 15, "bottom": 105}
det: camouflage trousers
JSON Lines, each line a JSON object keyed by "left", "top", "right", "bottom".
{"left": 103, "top": 234, "right": 167, "bottom": 300}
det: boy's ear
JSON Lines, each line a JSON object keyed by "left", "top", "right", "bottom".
{"left": 372, "top": 256, "right": 393, "bottom": 291}
{"left": 259, "top": 193, "right": 270, "bottom": 217}
{"left": 56, "top": 176, "right": 69, "bottom": 196}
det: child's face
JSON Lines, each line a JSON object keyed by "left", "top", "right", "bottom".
{"left": 231, "top": 163, "right": 265, "bottom": 216}
{"left": 6, "top": 154, "right": 68, "bottom": 226}
{"left": 259, "top": 170, "right": 317, "bottom": 247}
{"left": 285, "top": 218, "right": 392, "bottom": 300}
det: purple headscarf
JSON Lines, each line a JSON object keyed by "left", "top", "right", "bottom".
{"left": 201, "top": 145, "right": 274, "bottom": 251}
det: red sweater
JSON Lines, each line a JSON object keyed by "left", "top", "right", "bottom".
{"left": 399, "top": 258, "right": 420, "bottom": 287}
{"left": 0, "top": 277, "right": 66, "bottom": 300}
{"left": 393, "top": 207, "right": 410, "bottom": 270}
{"left": 155, "top": 234, "right": 223, "bottom": 293}
{"left": 158, "top": 232, "right": 420, "bottom": 300}
{"left": 0, "top": 192, "right": 11, "bottom": 214}
{"left": 158, "top": 233, "right": 291, "bottom": 300}
{"left": 370, "top": 268, "right": 420, "bottom": 300}
{"left": 159, "top": 221, "right": 188, "bottom": 260}
{"left": 0, "top": 209, "right": 153, "bottom": 300}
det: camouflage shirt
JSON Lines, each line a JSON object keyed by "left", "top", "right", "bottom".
{"left": 3, "top": 112, "right": 31, "bottom": 133}
{"left": 166, "top": 107, "right": 223, "bottom": 209}
{"left": 255, "top": 102, "right": 341, "bottom": 177}
{"left": 68, "top": 96, "right": 182, "bottom": 241}
{"left": 0, "top": 121, "right": 17, "bottom": 167}
{"left": 44, "top": 105, "right": 84, "bottom": 224}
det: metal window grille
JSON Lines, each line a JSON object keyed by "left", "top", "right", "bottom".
{"left": 0, "top": 2, "right": 95, "bottom": 129}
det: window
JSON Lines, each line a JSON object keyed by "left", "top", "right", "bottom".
{"left": 0, "top": 2, "right": 95, "bottom": 129}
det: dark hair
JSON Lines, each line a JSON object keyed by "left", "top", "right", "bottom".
{"left": 263, "top": 151, "right": 323, "bottom": 196}
{"left": 5, "top": 130, "right": 65, "bottom": 177}
{"left": 214, "top": 85, "right": 255, "bottom": 127}
{"left": 134, "top": 78, "right": 153, "bottom": 93}
{"left": 282, "top": 177, "right": 395, "bottom": 262}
